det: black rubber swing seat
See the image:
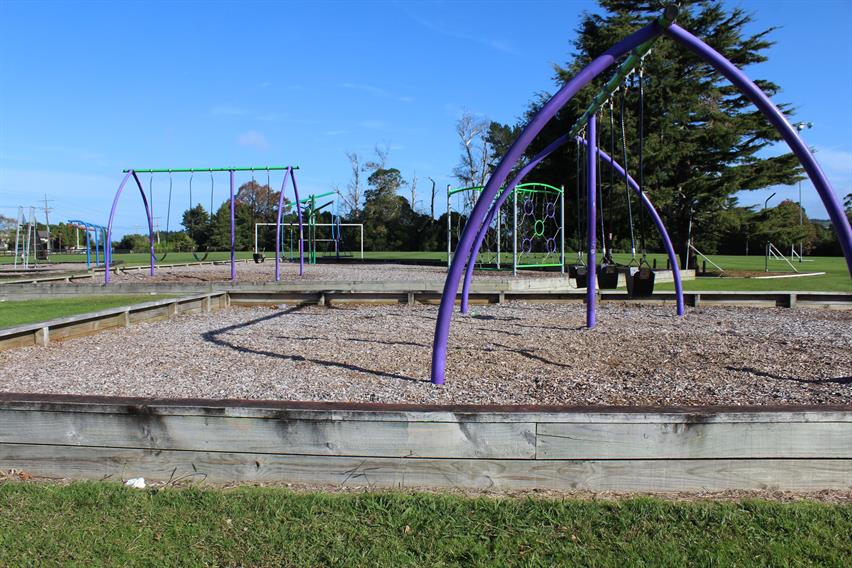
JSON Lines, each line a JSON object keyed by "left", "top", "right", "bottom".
{"left": 568, "top": 264, "right": 587, "bottom": 288}
{"left": 192, "top": 250, "right": 210, "bottom": 261}
{"left": 253, "top": 253, "right": 265, "bottom": 263}
{"left": 597, "top": 263, "right": 620, "bottom": 289}
{"left": 628, "top": 266, "right": 656, "bottom": 297}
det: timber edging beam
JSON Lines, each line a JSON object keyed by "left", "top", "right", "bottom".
{"left": 0, "top": 394, "right": 848, "bottom": 491}
{"left": 0, "top": 292, "right": 227, "bottom": 351}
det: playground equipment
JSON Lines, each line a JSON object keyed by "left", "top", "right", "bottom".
{"left": 447, "top": 183, "right": 565, "bottom": 273}
{"left": 12, "top": 206, "right": 40, "bottom": 269}
{"left": 431, "top": 5, "right": 852, "bottom": 385}
{"left": 766, "top": 242, "right": 799, "bottom": 273}
{"left": 67, "top": 220, "right": 110, "bottom": 269}
{"left": 104, "top": 166, "right": 303, "bottom": 284}
{"left": 254, "top": 222, "right": 364, "bottom": 261}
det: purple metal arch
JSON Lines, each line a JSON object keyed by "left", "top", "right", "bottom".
{"left": 665, "top": 23, "right": 852, "bottom": 278}
{"left": 586, "top": 117, "right": 598, "bottom": 328}
{"left": 430, "top": 22, "right": 664, "bottom": 384}
{"left": 459, "top": 132, "right": 685, "bottom": 318}
{"left": 104, "top": 170, "right": 156, "bottom": 284}
{"left": 274, "top": 167, "right": 305, "bottom": 280}
{"left": 460, "top": 133, "right": 571, "bottom": 313}
{"left": 432, "top": 17, "right": 852, "bottom": 386}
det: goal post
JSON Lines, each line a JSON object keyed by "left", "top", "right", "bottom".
{"left": 254, "top": 222, "right": 364, "bottom": 259}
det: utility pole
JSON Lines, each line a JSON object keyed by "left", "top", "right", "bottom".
{"left": 42, "top": 194, "right": 54, "bottom": 258}
{"left": 791, "top": 121, "right": 813, "bottom": 262}
{"left": 428, "top": 177, "right": 437, "bottom": 220}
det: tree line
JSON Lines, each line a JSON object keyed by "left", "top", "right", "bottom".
{"left": 13, "top": 1, "right": 849, "bottom": 261}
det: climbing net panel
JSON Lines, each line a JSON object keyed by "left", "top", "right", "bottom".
{"left": 447, "top": 186, "right": 508, "bottom": 269}
{"left": 513, "top": 183, "right": 564, "bottom": 270}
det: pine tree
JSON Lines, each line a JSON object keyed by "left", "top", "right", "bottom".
{"left": 514, "top": 1, "right": 803, "bottom": 264}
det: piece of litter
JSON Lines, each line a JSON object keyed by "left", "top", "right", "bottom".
{"left": 125, "top": 477, "right": 146, "bottom": 489}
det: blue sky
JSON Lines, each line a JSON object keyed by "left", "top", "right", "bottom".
{"left": 1, "top": 0, "right": 850, "bottom": 237}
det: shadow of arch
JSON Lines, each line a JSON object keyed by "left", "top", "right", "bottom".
{"left": 201, "top": 306, "right": 426, "bottom": 384}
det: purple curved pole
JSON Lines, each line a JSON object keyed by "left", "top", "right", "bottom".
{"left": 430, "top": 22, "right": 663, "bottom": 384}
{"left": 666, "top": 23, "right": 852, "bottom": 279}
{"left": 274, "top": 167, "right": 306, "bottom": 280}
{"left": 104, "top": 170, "right": 155, "bottom": 284}
{"left": 461, "top": 130, "right": 685, "bottom": 317}
{"left": 460, "top": 133, "right": 571, "bottom": 313}
{"left": 586, "top": 117, "right": 597, "bottom": 328}
{"left": 230, "top": 170, "right": 236, "bottom": 281}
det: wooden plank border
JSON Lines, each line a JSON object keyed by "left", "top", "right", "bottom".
{"left": 0, "top": 292, "right": 227, "bottom": 351}
{"left": 0, "top": 395, "right": 848, "bottom": 491}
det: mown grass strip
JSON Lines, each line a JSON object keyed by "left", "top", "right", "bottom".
{"left": 0, "top": 482, "right": 848, "bottom": 567}
{"left": 0, "top": 295, "right": 173, "bottom": 329}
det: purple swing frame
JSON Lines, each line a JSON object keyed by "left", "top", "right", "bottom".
{"left": 431, "top": 11, "right": 852, "bottom": 385}
{"left": 104, "top": 167, "right": 305, "bottom": 284}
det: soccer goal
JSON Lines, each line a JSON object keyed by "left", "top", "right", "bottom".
{"left": 254, "top": 222, "right": 364, "bottom": 261}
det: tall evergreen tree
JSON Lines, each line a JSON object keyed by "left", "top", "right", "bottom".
{"left": 514, "top": 1, "right": 803, "bottom": 264}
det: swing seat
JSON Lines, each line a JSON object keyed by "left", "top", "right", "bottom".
{"left": 568, "top": 264, "right": 587, "bottom": 288}
{"left": 253, "top": 253, "right": 265, "bottom": 264}
{"left": 597, "top": 263, "right": 620, "bottom": 289}
{"left": 628, "top": 266, "right": 656, "bottom": 297}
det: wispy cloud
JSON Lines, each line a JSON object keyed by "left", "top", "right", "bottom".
{"left": 402, "top": 10, "right": 519, "bottom": 55}
{"left": 813, "top": 147, "right": 852, "bottom": 181}
{"left": 237, "top": 130, "right": 270, "bottom": 150}
{"left": 342, "top": 82, "right": 415, "bottom": 103}
{"left": 359, "top": 120, "right": 388, "bottom": 131}
{"left": 210, "top": 105, "right": 251, "bottom": 117}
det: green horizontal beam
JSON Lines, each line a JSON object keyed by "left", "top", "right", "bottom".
{"left": 515, "top": 182, "right": 563, "bottom": 194}
{"left": 123, "top": 166, "right": 300, "bottom": 174}
{"left": 568, "top": 7, "right": 677, "bottom": 139}
{"left": 447, "top": 186, "right": 484, "bottom": 197}
{"left": 299, "top": 191, "right": 336, "bottom": 203}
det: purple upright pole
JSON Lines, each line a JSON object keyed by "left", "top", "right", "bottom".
{"left": 430, "top": 22, "right": 662, "bottom": 385}
{"left": 230, "top": 170, "right": 236, "bottom": 281}
{"left": 104, "top": 170, "right": 155, "bottom": 284}
{"left": 274, "top": 167, "right": 291, "bottom": 281}
{"left": 586, "top": 116, "right": 597, "bottom": 328}
{"left": 666, "top": 23, "right": 852, "bottom": 279}
{"left": 274, "top": 167, "right": 305, "bottom": 280}
{"left": 290, "top": 169, "right": 305, "bottom": 276}
{"left": 461, "top": 132, "right": 685, "bottom": 317}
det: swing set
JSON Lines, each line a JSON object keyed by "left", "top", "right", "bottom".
{"left": 431, "top": 5, "right": 852, "bottom": 385}
{"left": 67, "top": 220, "right": 110, "bottom": 269}
{"left": 104, "top": 165, "right": 304, "bottom": 284}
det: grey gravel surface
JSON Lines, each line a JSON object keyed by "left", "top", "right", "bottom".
{"left": 1, "top": 303, "right": 849, "bottom": 406}
{"left": 96, "top": 261, "right": 558, "bottom": 284}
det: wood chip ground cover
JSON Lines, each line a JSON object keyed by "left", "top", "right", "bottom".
{"left": 1, "top": 302, "right": 849, "bottom": 406}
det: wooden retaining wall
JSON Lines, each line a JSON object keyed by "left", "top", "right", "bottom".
{"left": 0, "top": 395, "right": 849, "bottom": 492}
{"left": 0, "top": 293, "right": 227, "bottom": 351}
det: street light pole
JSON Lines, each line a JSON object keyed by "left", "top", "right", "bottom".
{"left": 792, "top": 121, "right": 813, "bottom": 261}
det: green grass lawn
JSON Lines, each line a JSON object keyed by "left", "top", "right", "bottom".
{"left": 4, "top": 249, "right": 849, "bottom": 291}
{"left": 654, "top": 255, "right": 851, "bottom": 292}
{"left": 0, "top": 483, "right": 848, "bottom": 567}
{"left": 0, "top": 295, "right": 171, "bottom": 329}
{"left": 0, "top": 250, "right": 254, "bottom": 267}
